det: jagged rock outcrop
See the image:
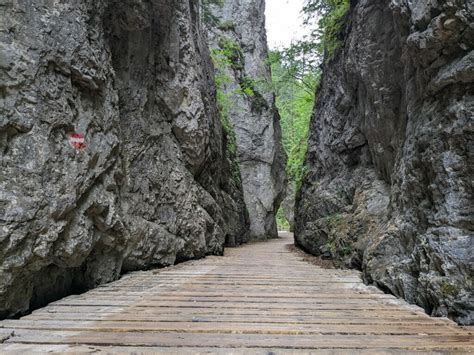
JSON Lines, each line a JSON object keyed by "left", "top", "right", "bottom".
{"left": 0, "top": 0, "right": 249, "bottom": 319}
{"left": 295, "top": 0, "right": 473, "bottom": 325}
{"left": 205, "top": 0, "right": 287, "bottom": 240}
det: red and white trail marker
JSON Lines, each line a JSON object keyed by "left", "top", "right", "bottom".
{"left": 68, "top": 132, "right": 86, "bottom": 150}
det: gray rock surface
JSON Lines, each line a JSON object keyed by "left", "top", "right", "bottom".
{"left": 206, "top": 0, "right": 287, "bottom": 240}
{"left": 281, "top": 183, "right": 295, "bottom": 231}
{"left": 0, "top": 0, "right": 249, "bottom": 319}
{"left": 295, "top": 0, "right": 473, "bottom": 325}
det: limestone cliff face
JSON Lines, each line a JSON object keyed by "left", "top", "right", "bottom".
{"left": 0, "top": 0, "right": 249, "bottom": 318}
{"left": 206, "top": 0, "right": 287, "bottom": 240}
{"left": 295, "top": 0, "right": 473, "bottom": 324}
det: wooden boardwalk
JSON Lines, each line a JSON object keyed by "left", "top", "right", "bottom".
{"left": 0, "top": 232, "right": 472, "bottom": 353}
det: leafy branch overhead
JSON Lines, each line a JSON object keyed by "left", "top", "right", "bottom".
{"left": 276, "top": 0, "right": 349, "bottom": 71}
{"left": 303, "top": 0, "right": 350, "bottom": 59}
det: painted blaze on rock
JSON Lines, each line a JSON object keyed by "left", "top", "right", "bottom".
{"left": 68, "top": 132, "right": 86, "bottom": 150}
{"left": 0, "top": 0, "right": 249, "bottom": 319}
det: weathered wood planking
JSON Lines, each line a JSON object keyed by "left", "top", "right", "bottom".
{"left": 0, "top": 232, "right": 472, "bottom": 353}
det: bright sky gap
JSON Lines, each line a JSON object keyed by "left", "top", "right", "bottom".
{"left": 265, "top": 0, "right": 308, "bottom": 49}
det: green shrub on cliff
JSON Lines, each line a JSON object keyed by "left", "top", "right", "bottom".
{"left": 217, "top": 37, "right": 244, "bottom": 71}
{"left": 218, "top": 20, "right": 236, "bottom": 31}
{"left": 302, "top": 0, "right": 350, "bottom": 60}
{"left": 210, "top": 45, "right": 237, "bottom": 158}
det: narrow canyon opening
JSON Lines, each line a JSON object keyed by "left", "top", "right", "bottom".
{"left": 0, "top": 0, "right": 472, "bottom": 334}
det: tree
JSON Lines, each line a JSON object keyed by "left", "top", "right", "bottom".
{"left": 270, "top": 53, "right": 319, "bottom": 192}
{"left": 302, "top": 0, "right": 350, "bottom": 59}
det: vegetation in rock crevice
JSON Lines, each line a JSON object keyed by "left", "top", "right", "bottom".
{"left": 211, "top": 35, "right": 270, "bottom": 158}
{"left": 214, "top": 37, "right": 269, "bottom": 112}
{"left": 210, "top": 39, "right": 242, "bottom": 185}
{"left": 272, "top": 0, "right": 349, "bottom": 230}
{"left": 302, "top": 0, "right": 350, "bottom": 60}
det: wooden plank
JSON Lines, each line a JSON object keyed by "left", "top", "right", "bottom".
{"left": 64, "top": 295, "right": 397, "bottom": 303}
{"left": 79, "top": 290, "right": 389, "bottom": 297}
{"left": 34, "top": 304, "right": 423, "bottom": 315}
{"left": 3, "top": 329, "right": 473, "bottom": 350}
{"left": 0, "top": 344, "right": 455, "bottom": 354}
{"left": 51, "top": 299, "right": 404, "bottom": 308}
{"left": 25, "top": 309, "right": 440, "bottom": 324}
{"left": 1, "top": 320, "right": 466, "bottom": 335}
{"left": 127, "top": 276, "right": 364, "bottom": 282}
{"left": 0, "top": 232, "right": 471, "bottom": 353}
{"left": 21, "top": 313, "right": 448, "bottom": 325}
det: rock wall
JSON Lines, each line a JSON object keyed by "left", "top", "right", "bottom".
{"left": 0, "top": 0, "right": 249, "bottom": 319}
{"left": 282, "top": 183, "right": 296, "bottom": 231}
{"left": 295, "top": 0, "right": 473, "bottom": 325}
{"left": 206, "top": 0, "right": 287, "bottom": 240}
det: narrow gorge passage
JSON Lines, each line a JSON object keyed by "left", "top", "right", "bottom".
{"left": 1, "top": 0, "right": 473, "bottom": 351}
{"left": 0, "top": 233, "right": 472, "bottom": 353}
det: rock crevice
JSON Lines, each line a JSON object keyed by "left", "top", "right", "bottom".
{"left": 206, "top": 0, "right": 287, "bottom": 240}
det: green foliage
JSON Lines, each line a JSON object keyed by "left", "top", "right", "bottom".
{"left": 239, "top": 76, "right": 256, "bottom": 97}
{"left": 270, "top": 51, "right": 319, "bottom": 192}
{"left": 216, "top": 86, "right": 240, "bottom": 184}
{"left": 302, "top": 0, "right": 350, "bottom": 60}
{"left": 274, "top": 0, "right": 349, "bottom": 70}
{"left": 273, "top": 40, "right": 321, "bottom": 81}
{"left": 269, "top": 0, "right": 349, "bottom": 203}
{"left": 325, "top": 240, "right": 351, "bottom": 257}
{"left": 276, "top": 207, "right": 291, "bottom": 231}
{"left": 210, "top": 43, "right": 238, "bottom": 158}
{"left": 217, "top": 37, "right": 244, "bottom": 71}
{"left": 218, "top": 20, "right": 235, "bottom": 31}
{"left": 216, "top": 88, "right": 237, "bottom": 156}
{"left": 269, "top": 0, "right": 349, "bottom": 229}
{"left": 211, "top": 49, "right": 232, "bottom": 87}
{"left": 218, "top": 93, "right": 240, "bottom": 184}
{"left": 325, "top": 240, "right": 337, "bottom": 255}
{"left": 440, "top": 281, "right": 460, "bottom": 297}
{"left": 322, "top": 213, "right": 353, "bottom": 258}
{"left": 340, "top": 245, "right": 353, "bottom": 256}
{"left": 213, "top": 37, "right": 268, "bottom": 113}
{"left": 239, "top": 76, "right": 268, "bottom": 112}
